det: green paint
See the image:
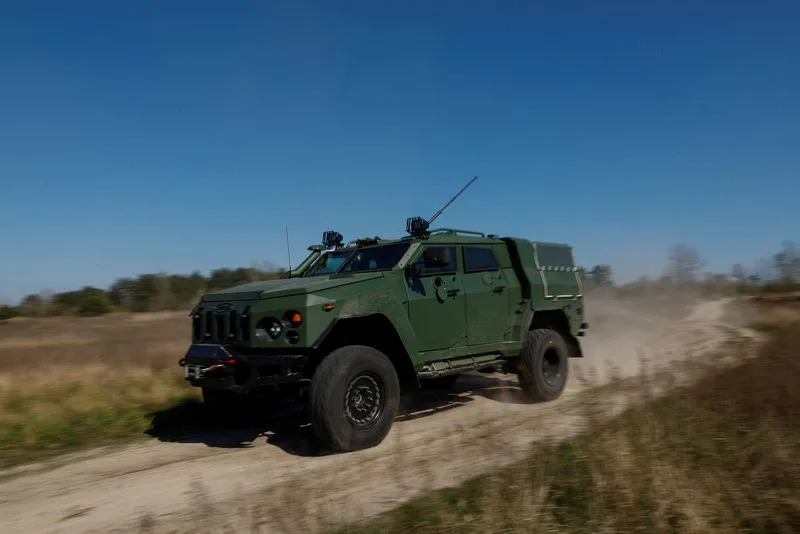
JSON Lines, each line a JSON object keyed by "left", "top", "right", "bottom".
{"left": 185, "top": 228, "right": 585, "bottom": 387}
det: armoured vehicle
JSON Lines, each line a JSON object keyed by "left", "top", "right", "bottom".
{"left": 180, "top": 181, "right": 587, "bottom": 452}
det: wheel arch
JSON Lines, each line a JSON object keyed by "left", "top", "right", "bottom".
{"left": 312, "top": 313, "right": 419, "bottom": 391}
{"left": 529, "top": 308, "right": 584, "bottom": 358}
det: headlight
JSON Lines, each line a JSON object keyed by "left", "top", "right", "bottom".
{"left": 268, "top": 321, "right": 283, "bottom": 339}
{"left": 255, "top": 318, "right": 282, "bottom": 341}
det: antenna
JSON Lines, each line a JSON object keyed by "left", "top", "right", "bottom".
{"left": 406, "top": 176, "right": 478, "bottom": 236}
{"left": 285, "top": 225, "right": 292, "bottom": 274}
{"left": 428, "top": 175, "right": 478, "bottom": 225}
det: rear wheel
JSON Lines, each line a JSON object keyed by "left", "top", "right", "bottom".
{"left": 517, "top": 329, "right": 569, "bottom": 402}
{"left": 309, "top": 345, "right": 400, "bottom": 452}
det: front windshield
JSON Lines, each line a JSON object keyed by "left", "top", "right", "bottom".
{"left": 338, "top": 243, "right": 410, "bottom": 273}
{"left": 304, "top": 249, "right": 353, "bottom": 276}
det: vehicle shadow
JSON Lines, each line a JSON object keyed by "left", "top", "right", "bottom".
{"left": 456, "top": 373, "right": 529, "bottom": 404}
{"left": 145, "top": 373, "right": 526, "bottom": 457}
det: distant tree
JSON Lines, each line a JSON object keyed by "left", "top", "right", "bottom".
{"left": 209, "top": 267, "right": 275, "bottom": 289}
{"left": 667, "top": 244, "right": 705, "bottom": 283}
{"left": 208, "top": 268, "right": 235, "bottom": 290}
{"left": 52, "top": 287, "right": 103, "bottom": 307}
{"left": 587, "top": 265, "right": 614, "bottom": 285}
{"left": 731, "top": 264, "right": 747, "bottom": 283}
{"left": 151, "top": 273, "right": 174, "bottom": 311}
{"left": 130, "top": 274, "right": 162, "bottom": 312}
{"left": 20, "top": 293, "right": 47, "bottom": 316}
{"left": 657, "top": 275, "right": 674, "bottom": 286}
{"left": 752, "top": 257, "right": 777, "bottom": 283}
{"left": 51, "top": 287, "right": 109, "bottom": 315}
{"left": 77, "top": 293, "right": 113, "bottom": 316}
{"left": 703, "top": 272, "right": 728, "bottom": 284}
{"left": 774, "top": 241, "right": 800, "bottom": 282}
{"left": 169, "top": 272, "right": 207, "bottom": 308}
{"left": 109, "top": 278, "right": 137, "bottom": 309}
{"left": 0, "top": 305, "right": 20, "bottom": 320}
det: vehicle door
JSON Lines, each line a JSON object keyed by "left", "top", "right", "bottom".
{"left": 405, "top": 245, "right": 466, "bottom": 352}
{"left": 462, "top": 246, "right": 510, "bottom": 345}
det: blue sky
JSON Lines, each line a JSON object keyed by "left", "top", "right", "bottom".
{"left": 1, "top": 1, "right": 798, "bottom": 302}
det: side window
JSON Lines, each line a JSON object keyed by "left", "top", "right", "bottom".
{"left": 419, "top": 246, "right": 457, "bottom": 274}
{"left": 464, "top": 247, "right": 499, "bottom": 272}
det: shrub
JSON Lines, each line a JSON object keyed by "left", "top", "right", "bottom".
{"left": 77, "top": 293, "right": 113, "bottom": 316}
{"left": 0, "top": 305, "right": 20, "bottom": 320}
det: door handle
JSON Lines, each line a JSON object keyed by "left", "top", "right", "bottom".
{"left": 446, "top": 288, "right": 461, "bottom": 296}
{"left": 492, "top": 286, "right": 506, "bottom": 293}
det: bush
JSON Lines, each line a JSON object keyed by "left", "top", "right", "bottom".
{"left": 77, "top": 294, "right": 113, "bottom": 316}
{"left": 0, "top": 305, "right": 20, "bottom": 320}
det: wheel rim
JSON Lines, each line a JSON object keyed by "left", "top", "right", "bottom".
{"left": 542, "top": 348, "right": 563, "bottom": 386}
{"left": 345, "top": 373, "right": 383, "bottom": 427}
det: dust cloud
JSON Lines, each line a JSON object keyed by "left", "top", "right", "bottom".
{"left": 574, "top": 291, "right": 732, "bottom": 385}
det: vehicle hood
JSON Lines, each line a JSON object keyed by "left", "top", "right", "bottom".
{"left": 202, "top": 272, "right": 384, "bottom": 302}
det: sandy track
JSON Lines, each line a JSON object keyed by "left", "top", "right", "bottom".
{"left": 0, "top": 298, "right": 752, "bottom": 533}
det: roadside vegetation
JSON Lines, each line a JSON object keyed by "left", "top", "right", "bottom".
{"left": 0, "top": 313, "right": 197, "bottom": 467}
{"left": 337, "top": 301, "right": 800, "bottom": 534}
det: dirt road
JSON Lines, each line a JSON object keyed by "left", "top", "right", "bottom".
{"left": 0, "top": 298, "right": 753, "bottom": 533}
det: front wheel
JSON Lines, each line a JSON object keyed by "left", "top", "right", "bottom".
{"left": 517, "top": 329, "right": 569, "bottom": 402}
{"left": 309, "top": 345, "right": 400, "bottom": 452}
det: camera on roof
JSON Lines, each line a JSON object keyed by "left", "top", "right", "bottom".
{"left": 322, "top": 231, "right": 343, "bottom": 248}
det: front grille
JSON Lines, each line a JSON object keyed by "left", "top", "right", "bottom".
{"left": 193, "top": 305, "right": 250, "bottom": 343}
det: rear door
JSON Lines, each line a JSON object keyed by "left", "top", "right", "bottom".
{"left": 462, "top": 246, "right": 511, "bottom": 345}
{"left": 406, "top": 245, "right": 467, "bottom": 352}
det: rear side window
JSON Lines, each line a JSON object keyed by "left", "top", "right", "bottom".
{"left": 464, "top": 247, "right": 499, "bottom": 272}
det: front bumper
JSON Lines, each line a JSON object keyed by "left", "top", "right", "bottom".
{"left": 180, "top": 344, "right": 309, "bottom": 394}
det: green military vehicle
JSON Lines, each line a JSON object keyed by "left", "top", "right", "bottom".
{"left": 181, "top": 182, "right": 587, "bottom": 452}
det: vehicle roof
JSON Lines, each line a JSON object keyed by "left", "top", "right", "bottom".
{"left": 348, "top": 229, "right": 572, "bottom": 249}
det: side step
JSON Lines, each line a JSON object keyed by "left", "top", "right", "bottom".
{"left": 417, "top": 357, "right": 512, "bottom": 379}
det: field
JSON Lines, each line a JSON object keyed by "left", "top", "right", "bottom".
{"left": 0, "top": 295, "right": 797, "bottom": 533}
{"left": 0, "top": 312, "right": 194, "bottom": 466}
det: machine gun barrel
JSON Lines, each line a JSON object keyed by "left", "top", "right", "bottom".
{"left": 428, "top": 176, "right": 478, "bottom": 225}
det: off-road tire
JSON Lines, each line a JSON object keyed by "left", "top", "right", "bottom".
{"left": 310, "top": 345, "right": 400, "bottom": 452}
{"left": 517, "top": 328, "right": 569, "bottom": 402}
{"left": 419, "top": 374, "right": 459, "bottom": 390}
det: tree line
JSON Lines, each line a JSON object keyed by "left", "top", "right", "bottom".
{"left": 578, "top": 242, "right": 800, "bottom": 294}
{"left": 1, "top": 242, "right": 798, "bottom": 320}
{"left": 0, "top": 267, "right": 284, "bottom": 319}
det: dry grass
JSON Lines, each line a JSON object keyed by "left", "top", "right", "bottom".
{"left": 751, "top": 301, "right": 800, "bottom": 329}
{"left": 336, "top": 319, "right": 800, "bottom": 534}
{"left": 0, "top": 311, "right": 189, "bottom": 370}
{"left": 0, "top": 312, "right": 194, "bottom": 466}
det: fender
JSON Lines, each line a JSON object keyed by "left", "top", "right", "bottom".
{"left": 312, "top": 312, "right": 420, "bottom": 390}
{"left": 528, "top": 307, "right": 584, "bottom": 358}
